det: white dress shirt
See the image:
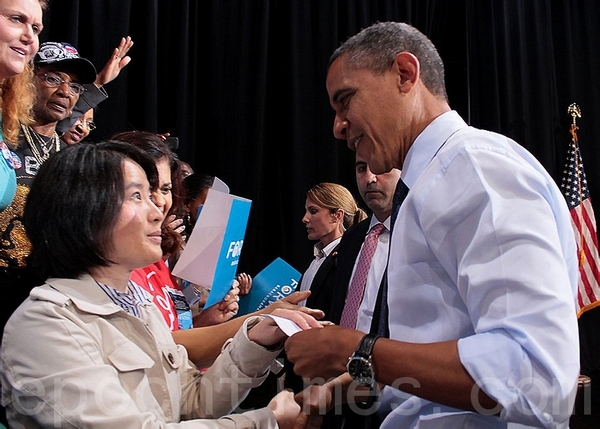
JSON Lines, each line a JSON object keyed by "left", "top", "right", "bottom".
{"left": 379, "top": 111, "right": 579, "bottom": 428}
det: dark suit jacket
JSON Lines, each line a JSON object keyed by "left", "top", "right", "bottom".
{"left": 322, "top": 217, "right": 385, "bottom": 429}
{"left": 284, "top": 242, "right": 340, "bottom": 393}
{"left": 329, "top": 218, "right": 371, "bottom": 324}
{"left": 299, "top": 242, "right": 340, "bottom": 321}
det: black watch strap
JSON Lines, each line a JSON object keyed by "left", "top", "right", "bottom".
{"left": 355, "top": 333, "right": 380, "bottom": 358}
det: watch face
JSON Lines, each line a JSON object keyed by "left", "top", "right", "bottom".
{"left": 348, "top": 356, "right": 375, "bottom": 387}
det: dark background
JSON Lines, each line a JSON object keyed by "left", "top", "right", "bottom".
{"left": 40, "top": 0, "right": 600, "bottom": 279}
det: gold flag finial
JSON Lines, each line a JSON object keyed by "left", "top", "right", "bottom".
{"left": 567, "top": 102, "right": 585, "bottom": 266}
{"left": 568, "top": 103, "right": 581, "bottom": 126}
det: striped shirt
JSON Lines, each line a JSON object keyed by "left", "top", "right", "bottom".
{"left": 97, "top": 280, "right": 149, "bottom": 318}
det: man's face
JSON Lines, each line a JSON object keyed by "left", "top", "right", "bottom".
{"left": 33, "top": 66, "right": 82, "bottom": 124}
{"left": 326, "top": 54, "right": 409, "bottom": 175}
{"left": 355, "top": 153, "right": 400, "bottom": 221}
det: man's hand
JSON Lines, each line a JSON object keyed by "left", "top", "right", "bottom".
{"left": 285, "top": 325, "right": 363, "bottom": 380}
{"left": 293, "top": 383, "right": 332, "bottom": 428}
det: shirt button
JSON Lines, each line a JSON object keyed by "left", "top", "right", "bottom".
{"left": 168, "top": 353, "right": 174, "bottom": 364}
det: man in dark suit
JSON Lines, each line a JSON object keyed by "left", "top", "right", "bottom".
{"left": 330, "top": 154, "right": 400, "bottom": 328}
{"left": 323, "top": 153, "right": 400, "bottom": 428}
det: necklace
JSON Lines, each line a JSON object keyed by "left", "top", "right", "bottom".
{"left": 20, "top": 124, "right": 60, "bottom": 164}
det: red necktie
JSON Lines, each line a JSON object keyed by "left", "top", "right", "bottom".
{"left": 340, "top": 223, "right": 386, "bottom": 329}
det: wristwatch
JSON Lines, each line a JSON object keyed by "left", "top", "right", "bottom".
{"left": 347, "top": 333, "right": 380, "bottom": 388}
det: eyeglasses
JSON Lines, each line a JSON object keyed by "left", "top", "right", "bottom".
{"left": 74, "top": 117, "right": 96, "bottom": 131}
{"left": 37, "top": 73, "right": 86, "bottom": 96}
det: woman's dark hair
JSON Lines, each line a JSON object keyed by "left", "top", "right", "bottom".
{"left": 23, "top": 141, "right": 158, "bottom": 280}
{"left": 110, "top": 130, "right": 184, "bottom": 256}
{"left": 179, "top": 173, "right": 214, "bottom": 238}
{"left": 183, "top": 173, "right": 214, "bottom": 206}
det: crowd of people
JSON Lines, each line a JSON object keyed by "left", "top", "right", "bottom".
{"left": 0, "top": 1, "right": 582, "bottom": 427}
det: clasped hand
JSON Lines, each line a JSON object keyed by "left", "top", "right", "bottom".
{"left": 247, "top": 308, "right": 323, "bottom": 348}
{"left": 251, "top": 308, "right": 334, "bottom": 429}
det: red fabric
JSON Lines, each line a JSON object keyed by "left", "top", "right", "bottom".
{"left": 131, "top": 259, "right": 180, "bottom": 331}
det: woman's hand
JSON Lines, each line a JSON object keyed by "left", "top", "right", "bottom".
{"left": 267, "top": 389, "right": 302, "bottom": 429}
{"left": 193, "top": 283, "right": 240, "bottom": 327}
{"left": 166, "top": 214, "right": 185, "bottom": 241}
{"left": 257, "top": 290, "right": 325, "bottom": 320}
{"left": 248, "top": 308, "right": 323, "bottom": 348}
{"left": 236, "top": 272, "right": 252, "bottom": 296}
{"left": 95, "top": 36, "right": 134, "bottom": 86}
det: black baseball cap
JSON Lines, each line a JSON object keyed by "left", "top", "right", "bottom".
{"left": 34, "top": 42, "right": 97, "bottom": 84}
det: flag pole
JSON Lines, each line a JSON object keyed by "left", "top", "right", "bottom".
{"left": 568, "top": 103, "right": 585, "bottom": 266}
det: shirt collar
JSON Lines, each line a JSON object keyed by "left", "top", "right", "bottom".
{"left": 369, "top": 215, "right": 391, "bottom": 232}
{"left": 314, "top": 236, "right": 342, "bottom": 259}
{"left": 402, "top": 110, "right": 467, "bottom": 189}
{"left": 97, "top": 280, "right": 150, "bottom": 318}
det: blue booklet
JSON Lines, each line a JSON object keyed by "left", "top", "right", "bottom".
{"left": 237, "top": 257, "right": 301, "bottom": 315}
{"left": 206, "top": 199, "right": 251, "bottom": 307}
{"left": 172, "top": 188, "right": 252, "bottom": 309}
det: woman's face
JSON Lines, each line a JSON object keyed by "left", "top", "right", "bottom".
{"left": 107, "top": 159, "right": 164, "bottom": 271}
{"left": 186, "top": 187, "right": 209, "bottom": 223}
{"left": 0, "top": 0, "right": 43, "bottom": 78}
{"left": 152, "top": 158, "right": 173, "bottom": 215}
{"left": 62, "top": 108, "right": 94, "bottom": 145}
{"left": 302, "top": 197, "right": 342, "bottom": 246}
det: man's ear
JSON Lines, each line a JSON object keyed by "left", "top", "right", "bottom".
{"left": 393, "top": 51, "right": 420, "bottom": 91}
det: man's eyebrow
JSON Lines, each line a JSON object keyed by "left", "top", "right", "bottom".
{"left": 331, "top": 87, "right": 354, "bottom": 103}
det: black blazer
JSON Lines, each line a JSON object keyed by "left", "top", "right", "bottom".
{"left": 321, "top": 217, "right": 381, "bottom": 429}
{"left": 297, "top": 242, "right": 340, "bottom": 321}
{"left": 328, "top": 218, "right": 371, "bottom": 324}
{"left": 284, "top": 242, "right": 340, "bottom": 393}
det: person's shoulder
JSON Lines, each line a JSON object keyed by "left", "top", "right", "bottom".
{"left": 342, "top": 216, "right": 371, "bottom": 239}
{"left": 29, "top": 283, "right": 70, "bottom": 304}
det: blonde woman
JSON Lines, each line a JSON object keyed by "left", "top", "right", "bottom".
{"left": 0, "top": 0, "right": 46, "bottom": 210}
{"left": 282, "top": 182, "right": 367, "bottom": 394}
{"left": 298, "top": 182, "right": 367, "bottom": 316}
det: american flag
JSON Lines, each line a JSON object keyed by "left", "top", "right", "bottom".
{"left": 560, "top": 122, "right": 600, "bottom": 316}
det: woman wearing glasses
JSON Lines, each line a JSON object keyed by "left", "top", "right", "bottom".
{"left": 0, "top": 41, "right": 98, "bottom": 374}
{"left": 0, "top": 39, "right": 134, "bottom": 345}
{"left": 60, "top": 107, "right": 96, "bottom": 145}
{"left": 55, "top": 35, "right": 134, "bottom": 136}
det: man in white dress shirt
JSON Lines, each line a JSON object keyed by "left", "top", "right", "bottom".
{"left": 287, "top": 21, "right": 579, "bottom": 429}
